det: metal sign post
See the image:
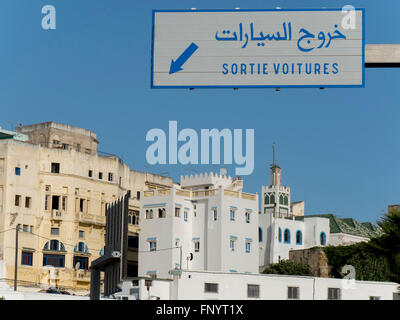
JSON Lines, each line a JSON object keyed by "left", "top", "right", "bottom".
{"left": 90, "top": 191, "right": 130, "bottom": 300}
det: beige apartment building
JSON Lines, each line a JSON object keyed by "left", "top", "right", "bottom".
{"left": 0, "top": 122, "right": 172, "bottom": 293}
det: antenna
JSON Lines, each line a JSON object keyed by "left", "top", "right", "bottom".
{"left": 272, "top": 142, "right": 276, "bottom": 166}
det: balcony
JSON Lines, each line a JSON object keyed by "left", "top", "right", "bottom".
{"left": 128, "top": 224, "right": 140, "bottom": 233}
{"left": 73, "top": 269, "right": 91, "bottom": 282}
{"left": 76, "top": 212, "right": 106, "bottom": 227}
{"left": 51, "top": 209, "right": 64, "bottom": 221}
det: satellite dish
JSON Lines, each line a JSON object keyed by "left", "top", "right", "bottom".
{"left": 75, "top": 262, "right": 80, "bottom": 270}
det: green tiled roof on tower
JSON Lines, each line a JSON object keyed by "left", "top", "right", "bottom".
{"left": 305, "top": 214, "right": 382, "bottom": 238}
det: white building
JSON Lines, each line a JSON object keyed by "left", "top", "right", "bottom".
{"left": 259, "top": 162, "right": 330, "bottom": 270}
{"left": 138, "top": 171, "right": 259, "bottom": 279}
{"left": 139, "top": 270, "right": 400, "bottom": 300}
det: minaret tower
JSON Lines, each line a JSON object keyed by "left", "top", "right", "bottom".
{"left": 261, "top": 143, "right": 291, "bottom": 218}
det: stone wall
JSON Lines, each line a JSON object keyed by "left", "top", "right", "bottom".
{"left": 289, "top": 247, "right": 331, "bottom": 278}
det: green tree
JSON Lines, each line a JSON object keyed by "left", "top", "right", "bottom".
{"left": 262, "top": 260, "right": 313, "bottom": 276}
{"left": 368, "top": 209, "right": 400, "bottom": 283}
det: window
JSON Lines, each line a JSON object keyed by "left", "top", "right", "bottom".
{"left": 129, "top": 211, "right": 139, "bottom": 225}
{"left": 259, "top": 227, "right": 263, "bottom": 243}
{"left": 278, "top": 227, "right": 282, "bottom": 242}
{"left": 184, "top": 210, "right": 188, "bottom": 222}
{"left": 15, "top": 195, "right": 21, "bottom": 206}
{"left": 204, "top": 283, "right": 218, "bottom": 293}
{"left": 136, "top": 191, "right": 140, "bottom": 200}
{"left": 247, "top": 284, "right": 260, "bottom": 298}
{"left": 15, "top": 167, "right": 21, "bottom": 176}
{"left": 194, "top": 241, "right": 200, "bottom": 252}
{"left": 230, "top": 239, "right": 236, "bottom": 251}
{"left": 29, "top": 226, "right": 33, "bottom": 233}
{"left": 245, "top": 211, "right": 250, "bottom": 223}
{"left": 75, "top": 242, "right": 88, "bottom": 253}
{"left": 21, "top": 251, "right": 33, "bottom": 266}
{"left": 393, "top": 293, "right": 400, "bottom": 300}
{"left": 51, "top": 228, "right": 59, "bottom": 236}
{"left": 51, "top": 162, "right": 60, "bottom": 174}
{"left": 79, "top": 198, "right": 84, "bottom": 212}
{"left": 245, "top": 241, "right": 251, "bottom": 253}
{"left": 213, "top": 209, "right": 217, "bottom": 221}
{"left": 73, "top": 256, "right": 89, "bottom": 270}
{"left": 62, "top": 196, "right": 67, "bottom": 210}
{"left": 320, "top": 232, "right": 327, "bottom": 246}
{"left": 43, "top": 254, "right": 65, "bottom": 268}
{"left": 88, "top": 170, "right": 93, "bottom": 178}
{"left": 108, "top": 172, "right": 113, "bottom": 182}
{"left": 328, "top": 288, "right": 341, "bottom": 300}
{"left": 44, "top": 240, "right": 65, "bottom": 252}
{"left": 25, "top": 197, "right": 31, "bottom": 208}
{"left": 230, "top": 209, "right": 235, "bottom": 221}
{"left": 369, "top": 296, "right": 380, "bottom": 300}
{"left": 296, "top": 230, "right": 302, "bottom": 245}
{"left": 288, "top": 287, "right": 299, "bottom": 300}
{"left": 145, "top": 209, "right": 153, "bottom": 219}
{"left": 22, "top": 225, "right": 28, "bottom": 232}
{"left": 175, "top": 207, "right": 181, "bottom": 217}
{"left": 79, "top": 230, "right": 84, "bottom": 239}
{"left": 98, "top": 172, "right": 103, "bottom": 180}
{"left": 149, "top": 241, "right": 157, "bottom": 252}
{"left": 50, "top": 240, "right": 59, "bottom": 250}
{"left": 284, "top": 229, "right": 290, "bottom": 244}
{"left": 45, "top": 195, "right": 49, "bottom": 210}
{"left": 52, "top": 195, "right": 60, "bottom": 210}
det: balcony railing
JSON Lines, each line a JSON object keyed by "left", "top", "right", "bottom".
{"left": 73, "top": 269, "right": 91, "bottom": 282}
{"left": 175, "top": 189, "right": 191, "bottom": 198}
{"left": 51, "top": 209, "right": 64, "bottom": 221}
{"left": 76, "top": 212, "right": 106, "bottom": 226}
{"left": 140, "top": 188, "right": 256, "bottom": 201}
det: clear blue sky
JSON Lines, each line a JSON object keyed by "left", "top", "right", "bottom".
{"left": 0, "top": 0, "right": 399, "bottom": 224}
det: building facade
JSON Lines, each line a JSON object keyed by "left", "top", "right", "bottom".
{"left": 0, "top": 122, "right": 172, "bottom": 293}
{"left": 138, "top": 171, "right": 259, "bottom": 279}
{"left": 259, "top": 163, "right": 330, "bottom": 270}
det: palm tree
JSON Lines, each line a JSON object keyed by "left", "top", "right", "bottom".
{"left": 368, "top": 209, "right": 400, "bottom": 283}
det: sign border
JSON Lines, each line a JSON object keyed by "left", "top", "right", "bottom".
{"left": 151, "top": 8, "right": 365, "bottom": 89}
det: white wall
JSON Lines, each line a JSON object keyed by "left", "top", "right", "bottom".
{"left": 164, "top": 271, "right": 399, "bottom": 300}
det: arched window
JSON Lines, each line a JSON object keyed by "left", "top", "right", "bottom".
{"left": 284, "top": 195, "right": 288, "bottom": 206}
{"left": 150, "top": 209, "right": 153, "bottom": 219}
{"left": 278, "top": 227, "right": 282, "bottom": 242}
{"left": 320, "top": 232, "right": 327, "bottom": 246}
{"left": 74, "top": 241, "right": 89, "bottom": 253}
{"left": 264, "top": 194, "right": 270, "bottom": 205}
{"left": 284, "top": 229, "right": 290, "bottom": 244}
{"left": 279, "top": 194, "right": 284, "bottom": 205}
{"left": 259, "top": 227, "right": 263, "bottom": 243}
{"left": 296, "top": 230, "right": 302, "bottom": 245}
{"left": 270, "top": 194, "right": 275, "bottom": 205}
{"left": 43, "top": 240, "right": 66, "bottom": 252}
